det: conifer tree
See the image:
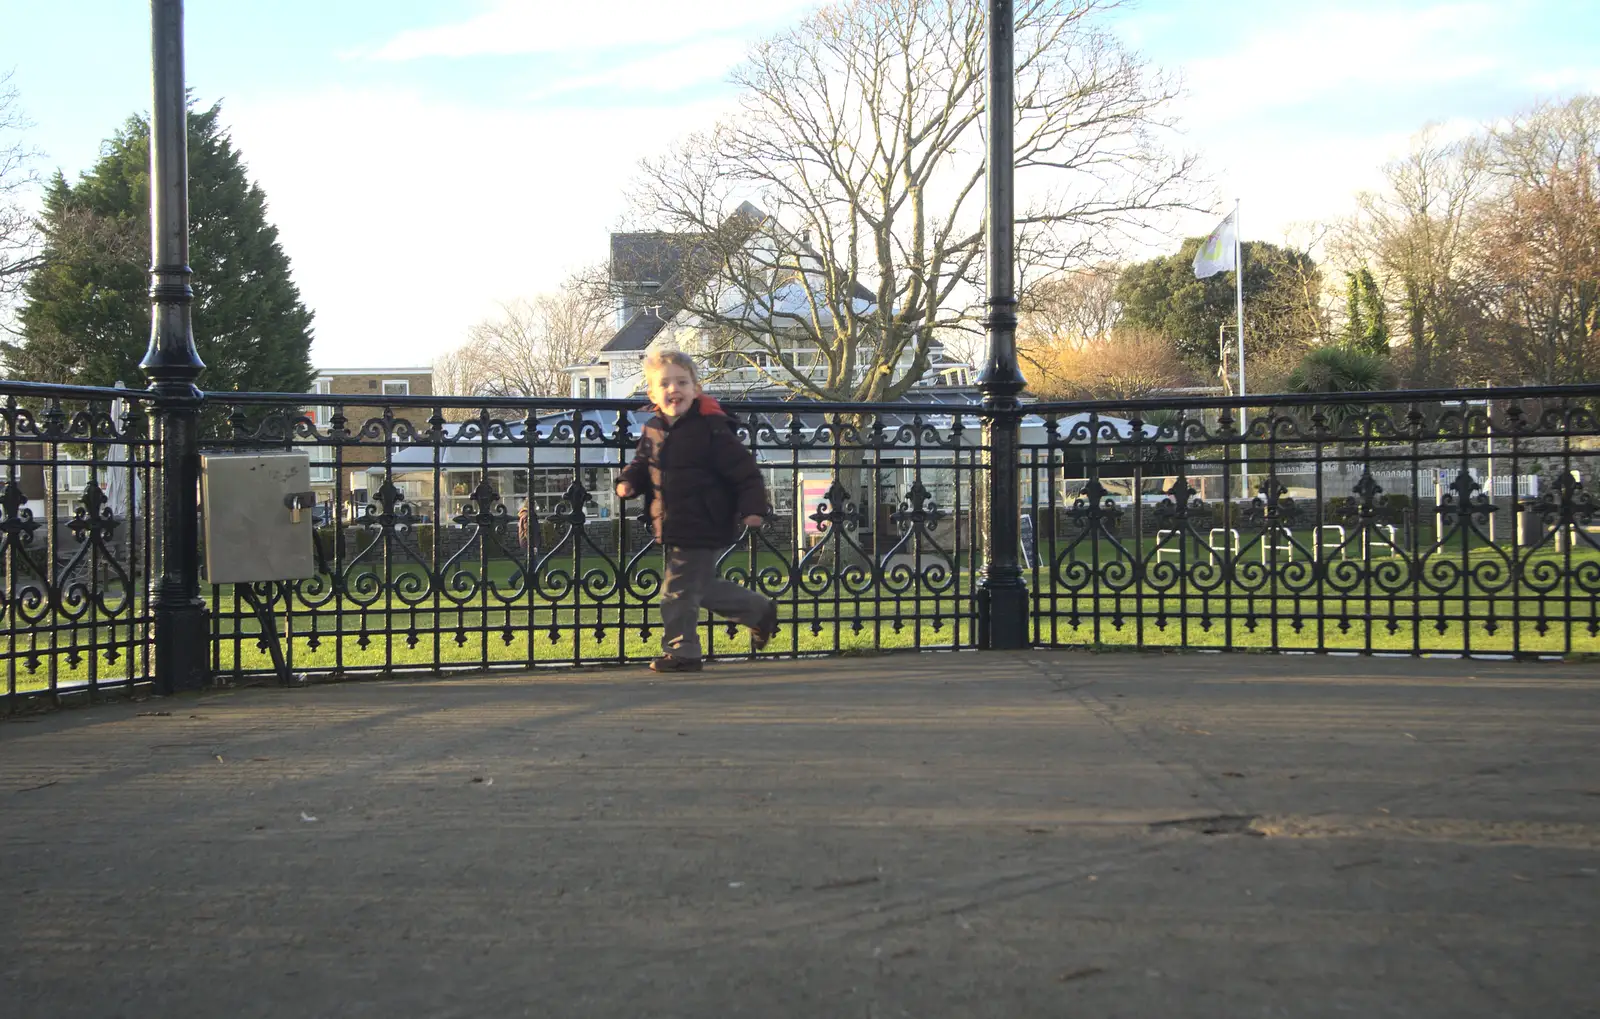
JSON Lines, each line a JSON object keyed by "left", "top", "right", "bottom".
{"left": 6, "top": 102, "right": 313, "bottom": 392}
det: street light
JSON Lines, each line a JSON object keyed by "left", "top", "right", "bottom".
{"left": 142, "top": 0, "right": 209, "bottom": 693}
{"left": 975, "top": 0, "right": 1028, "bottom": 650}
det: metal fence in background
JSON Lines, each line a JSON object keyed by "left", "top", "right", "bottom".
{"left": 2, "top": 380, "right": 1598, "bottom": 712}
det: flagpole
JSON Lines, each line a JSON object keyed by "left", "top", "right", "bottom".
{"left": 1234, "top": 197, "right": 1247, "bottom": 496}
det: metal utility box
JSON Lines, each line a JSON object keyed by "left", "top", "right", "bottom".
{"left": 200, "top": 451, "right": 317, "bottom": 584}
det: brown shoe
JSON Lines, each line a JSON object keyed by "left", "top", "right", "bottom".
{"left": 751, "top": 599, "right": 780, "bottom": 651}
{"left": 649, "top": 655, "right": 703, "bottom": 673}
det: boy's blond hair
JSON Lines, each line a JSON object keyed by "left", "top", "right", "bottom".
{"left": 641, "top": 349, "right": 699, "bottom": 385}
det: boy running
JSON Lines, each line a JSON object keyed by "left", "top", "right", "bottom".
{"left": 616, "top": 350, "right": 779, "bottom": 673}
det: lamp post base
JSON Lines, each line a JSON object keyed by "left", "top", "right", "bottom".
{"left": 152, "top": 599, "right": 210, "bottom": 694}
{"left": 976, "top": 572, "right": 1029, "bottom": 650}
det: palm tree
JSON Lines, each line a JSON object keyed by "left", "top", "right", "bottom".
{"left": 1286, "top": 345, "right": 1398, "bottom": 396}
{"left": 1286, "top": 345, "right": 1400, "bottom": 470}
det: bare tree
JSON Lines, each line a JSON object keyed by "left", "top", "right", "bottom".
{"left": 1277, "top": 223, "right": 1339, "bottom": 349}
{"left": 432, "top": 344, "right": 493, "bottom": 406}
{"left": 1018, "top": 263, "right": 1122, "bottom": 348}
{"left": 624, "top": 0, "right": 1198, "bottom": 402}
{"left": 1343, "top": 128, "right": 1489, "bottom": 387}
{"left": 0, "top": 71, "right": 43, "bottom": 335}
{"left": 435, "top": 283, "right": 610, "bottom": 403}
{"left": 932, "top": 325, "right": 984, "bottom": 374}
{"left": 1471, "top": 96, "right": 1600, "bottom": 385}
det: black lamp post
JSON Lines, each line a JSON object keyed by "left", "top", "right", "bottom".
{"left": 142, "top": 0, "right": 209, "bottom": 693}
{"left": 975, "top": 0, "right": 1029, "bottom": 649}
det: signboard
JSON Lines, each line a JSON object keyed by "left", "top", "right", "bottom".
{"left": 801, "top": 478, "right": 834, "bottom": 536}
{"left": 1019, "top": 512, "right": 1038, "bottom": 569}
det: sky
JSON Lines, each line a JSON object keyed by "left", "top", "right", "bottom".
{"left": 2, "top": 0, "right": 1597, "bottom": 370}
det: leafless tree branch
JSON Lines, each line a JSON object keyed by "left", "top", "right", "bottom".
{"left": 620, "top": 0, "right": 1200, "bottom": 402}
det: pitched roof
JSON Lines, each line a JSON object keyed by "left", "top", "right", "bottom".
{"left": 599, "top": 307, "right": 674, "bottom": 353}
{"left": 602, "top": 231, "right": 711, "bottom": 353}
{"left": 598, "top": 205, "right": 879, "bottom": 353}
{"left": 609, "top": 232, "right": 699, "bottom": 286}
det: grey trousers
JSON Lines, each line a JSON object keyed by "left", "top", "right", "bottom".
{"left": 659, "top": 546, "right": 770, "bottom": 660}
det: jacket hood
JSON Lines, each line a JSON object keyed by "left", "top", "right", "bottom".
{"left": 692, "top": 395, "right": 726, "bottom": 417}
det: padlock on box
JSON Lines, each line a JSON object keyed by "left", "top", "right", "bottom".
{"left": 199, "top": 451, "right": 317, "bottom": 584}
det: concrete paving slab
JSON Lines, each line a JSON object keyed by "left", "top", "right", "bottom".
{"left": 1, "top": 650, "right": 1597, "bottom": 1018}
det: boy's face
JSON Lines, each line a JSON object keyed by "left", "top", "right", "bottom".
{"left": 647, "top": 363, "right": 699, "bottom": 418}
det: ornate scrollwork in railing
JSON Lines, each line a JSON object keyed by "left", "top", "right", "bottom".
{"left": 1024, "top": 389, "right": 1600, "bottom": 657}
{"left": 1, "top": 387, "right": 153, "bottom": 701}
{"left": 9, "top": 379, "right": 1600, "bottom": 710}
{"left": 193, "top": 395, "right": 986, "bottom": 679}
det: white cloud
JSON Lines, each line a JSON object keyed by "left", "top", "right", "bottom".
{"left": 216, "top": 0, "right": 1587, "bottom": 375}
{"left": 361, "top": 0, "right": 816, "bottom": 61}
{"left": 1524, "top": 67, "right": 1600, "bottom": 94}
{"left": 1151, "top": 3, "right": 1535, "bottom": 249}
{"left": 526, "top": 37, "right": 750, "bottom": 101}
{"left": 225, "top": 86, "right": 731, "bottom": 369}
{"left": 1168, "top": 116, "right": 1501, "bottom": 259}
{"left": 1180, "top": 2, "right": 1503, "bottom": 126}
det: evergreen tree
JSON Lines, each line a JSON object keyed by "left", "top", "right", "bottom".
{"left": 1115, "top": 238, "right": 1323, "bottom": 374}
{"left": 6, "top": 102, "right": 313, "bottom": 392}
{"left": 1358, "top": 268, "right": 1389, "bottom": 356}
{"left": 1344, "top": 271, "right": 1366, "bottom": 349}
{"left": 1344, "top": 267, "right": 1388, "bottom": 356}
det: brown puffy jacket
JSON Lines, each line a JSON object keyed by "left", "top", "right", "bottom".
{"left": 619, "top": 396, "right": 769, "bottom": 548}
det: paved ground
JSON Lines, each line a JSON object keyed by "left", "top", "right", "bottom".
{"left": 1, "top": 650, "right": 1597, "bottom": 1019}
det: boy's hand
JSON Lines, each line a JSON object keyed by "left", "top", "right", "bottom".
{"left": 742, "top": 515, "right": 765, "bottom": 529}
{"left": 616, "top": 482, "right": 635, "bottom": 499}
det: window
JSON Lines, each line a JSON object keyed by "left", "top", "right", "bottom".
{"left": 762, "top": 470, "right": 796, "bottom": 512}
{"left": 311, "top": 377, "right": 333, "bottom": 428}
{"left": 922, "top": 464, "right": 958, "bottom": 510}
{"left": 522, "top": 468, "right": 619, "bottom": 520}
{"left": 577, "top": 378, "right": 590, "bottom": 399}
{"left": 309, "top": 445, "right": 335, "bottom": 485}
{"left": 593, "top": 378, "right": 608, "bottom": 399}
{"left": 382, "top": 380, "right": 410, "bottom": 397}
{"left": 63, "top": 463, "right": 92, "bottom": 494}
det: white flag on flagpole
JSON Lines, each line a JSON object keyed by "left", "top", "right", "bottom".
{"left": 1192, "top": 210, "right": 1238, "bottom": 279}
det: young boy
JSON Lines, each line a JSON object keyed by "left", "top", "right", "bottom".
{"left": 616, "top": 350, "right": 779, "bottom": 673}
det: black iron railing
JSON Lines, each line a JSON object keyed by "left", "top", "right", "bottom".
{"left": 1023, "top": 386, "right": 1600, "bottom": 656}
{"left": 1, "top": 382, "right": 158, "bottom": 705}
{"left": 203, "top": 394, "right": 988, "bottom": 681}
{"left": 2, "top": 380, "right": 1598, "bottom": 711}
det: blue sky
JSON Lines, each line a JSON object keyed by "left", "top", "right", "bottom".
{"left": 3, "top": 0, "right": 1597, "bottom": 369}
